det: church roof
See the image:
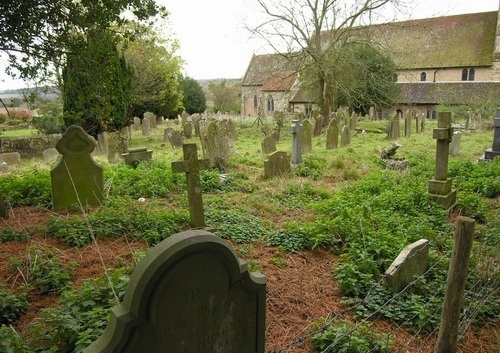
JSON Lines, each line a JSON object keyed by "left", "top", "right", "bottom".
{"left": 261, "top": 72, "right": 297, "bottom": 91}
{"left": 242, "top": 53, "right": 300, "bottom": 86}
{"left": 398, "top": 82, "right": 500, "bottom": 105}
{"left": 371, "top": 11, "right": 498, "bottom": 69}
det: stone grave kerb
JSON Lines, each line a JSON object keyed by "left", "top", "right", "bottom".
{"left": 84, "top": 230, "right": 266, "bottom": 353}
{"left": 290, "top": 119, "right": 303, "bottom": 165}
{"left": 428, "top": 112, "right": 457, "bottom": 210}
{"left": 51, "top": 125, "right": 104, "bottom": 211}
{"left": 171, "top": 143, "right": 210, "bottom": 228}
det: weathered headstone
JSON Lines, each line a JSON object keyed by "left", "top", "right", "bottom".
{"left": 404, "top": 115, "right": 412, "bottom": 137}
{"left": 479, "top": 108, "right": 500, "bottom": 161}
{"left": 181, "top": 110, "right": 189, "bottom": 125}
{"left": 163, "top": 127, "right": 173, "bottom": 143}
{"left": 326, "top": 120, "right": 339, "bottom": 150}
{"left": 0, "top": 152, "right": 21, "bottom": 165}
{"left": 144, "top": 112, "right": 157, "bottom": 129}
{"left": 107, "top": 130, "right": 129, "bottom": 164}
{"left": 156, "top": 116, "right": 163, "bottom": 126}
{"left": 290, "top": 120, "right": 302, "bottom": 165}
{"left": 369, "top": 106, "right": 375, "bottom": 120}
{"left": 227, "top": 119, "right": 238, "bottom": 141}
{"left": 261, "top": 125, "right": 272, "bottom": 136}
{"left": 169, "top": 130, "right": 184, "bottom": 149}
{"left": 415, "top": 113, "right": 420, "bottom": 133}
{"left": 313, "top": 115, "right": 324, "bottom": 136}
{"left": 420, "top": 114, "right": 426, "bottom": 132}
{"left": 449, "top": 131, "right": 462, "bottom": 156}
{"left": 301, "top": 119, "right": 312, "bottom": 154}
{"left": 192, "top": 115, "right": 201, "bottom": 137}
{"left": 264, "top": 151, "right": 291, "bottom": 178}
{"left": 385, "top": 239, "right": 429, "bottom": 293}
{"left": 0, "top": 195, "right": 7, "bottom": 219}
{"left": 171, "top": 144, "right": 210, "bottom": 228}
{"left": 84, "top": 230, "right": 266, "bottom": 353}
{"left": 183, "top": 122, "right": 193, "bottom": 139}
{"left": 43, "top": 148, "right": 60, "bottom": 162}
{"left": 142, "top": 117, "right": 150, "bottom": 137}
{"left": 271, "top": 125, "right": 281, "bottom": 143}
{"left": 200, "top": 121, "right": 231, "bottom": 168}
{"left": 428, "top": 112, "right": 457, "bottom": 209}
{"left": 0, "top": 162, "right": 8, "bottom": 173}
{"left": 95, "top": 132, "right": 108, "bottom": 156}
{"left": 261, "top": 136, "right": 277, "bottom": 155}
{"left": 51, "top": 125, "right": 104, "bottom": 211}
{"left": 388, "top": 114, "right": 400, "bottom": 140}
{"left": 122, "top": 147, "right": 153, "bottom": 166}
{"left": 133, "top": 117, "right": 141, "bottom": 130}
{"left": 349, "top": 113, "right": 357, "bottom": 132}
{"left": 273, "top": 111, "right": 284, "bottom": 128}
{"left": 340, "top": 125, "right": 351, "bottom": 147}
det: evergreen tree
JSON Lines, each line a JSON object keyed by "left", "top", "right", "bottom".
{"left": 179, "top": 77, "right": 206, "bottom": 114}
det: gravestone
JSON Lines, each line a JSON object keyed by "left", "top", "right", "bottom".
{"left": 349, "top": 113, "right": 357, "bottom": 132}
{"left": 369, "top": 106, "right": 375, "bottom": 120}
{"left": 449, "top": 131, "right": 462, "bottom": 156}
{"left": 107, "top": 130, "right": 129, "bottom": 164}
{"left": 313, "top": 115, "right": 324, "bottom": 136}
{"left": 43, "top": 148, "right": 60, "bottom": 162}
{"left": 301, "top": 119, "right": 312, "bottom": 154}
{"left": 271, "top": 125, "right": 281, "bottom": 143}
{"left": 479, "top": 108, "right": 500, "bottom": 161}
{"left": 156, "top": 116, "right": 163, "bottom": 126}
{"left": 261, "top": 136, "right": 277, "bottom": 155}
{"left": 183, "top": 122, "right": 193, "bottom": 139}
{"left": 169, "top": 131, "right": 184, "bottom": 149}
{"left": 227, "top": 119, "right": 238, "bottom": 140}
{"left": 264, "top": 151, "right": 291, "bottom": 178}
{"left": 0, "top": 195, "right": 7, "bottom": 219}
{"left": 171, "top": 144, "right": 210, "bottom": 228}
{"left": 273, "top": 111, "right": 284, "bottom": 128}
{"left": 326, "top": 120, "right": 339, "bottom": 150}
{"left": 261, "top": 125, "right": 272, "bottom": 136}
{"left": 385, "top": 239, "right": 429, "bottom": 293}
{"left": 200, "top": 121, "right": 231, "bottom": 168}
{"left": 95, "top": 133, "right": 108, "bottom": 156}
{"left": 388, "top": 114, "right": 400, "bottom": 140}
{"left": 290, "top": 120, "right": 303, "bottom": 165}
{"left": 428, "top": 112, "right": 457, "bottom": 209}
{"left": 181, "top": 110, "right": 189, "bottom": 125}
{"left": 84, "top": 230, "right": 266, "bottom": 353}
{"left": 415, "top": 113, "right": 420, "bottom": 133}
{"left": 142, "top": 117, "right": 150, "bottom": 137}
{"left": 0, "top": 152, "right": 21, "bottom": 165}
{"left": 133, "top": 117, "right": 141, "bottom": 130}
{"left": 122, "top": 147, "right": 153, "bottom": 166}
{"left": 420, "top": 114, "right": 426, "bottom": 132}
{"left": 340, "top": 125, "right": 351, "bottom": 147}
{"left": 0, "top": 162, "right": 8, "bottom": 173}
{"left": 404, "top": 115, "right": 412, "bottom": 137}
{"left": 192, "top": 115, "right": 201, "bottom": 137}
{"left": 144, "top": 112, "right": 157, "bottom": 129}
{"left": 51, "top": 125, "right": 104, "bottom": 211}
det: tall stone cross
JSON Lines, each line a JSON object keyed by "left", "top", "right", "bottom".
{"left": 428, "top": 112, "right": 456, "bottom": 210}
{"left": 171, "top": 143, "right": 210, "bottom": 228}
{"left": 290, "top": 119, "right": 303, "bottom": 165}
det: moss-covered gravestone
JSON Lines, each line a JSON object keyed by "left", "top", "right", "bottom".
{"left": 264, "top": 151, "right": 291, "bottom": 178}
{"left": 51, "top": 125, "right": 104, "bottom": 211}
{"left": 84, "top": 230, "right": 266, "bottom": 353}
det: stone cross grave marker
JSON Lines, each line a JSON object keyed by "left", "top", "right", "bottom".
{"left": 385, "top": 239, "right": 429, "bottom": 293}
{"left": 172, "top": 143, "right": 210, "bottom": 228}
{"left": 0, "top": 194, "right": 7, "bottom": 219}
{"left": 480, "top": 108, "right": 500, "bottom": 161}
{"left": 264, "top": 151, "right": 290, "bottom": 178}
{"left": 340, "top": 125, "right": 351, "bottom": 147}
{"left": 142, "top": 117, "right": 150, "bottom": 137}
{"left": 84, "top": 230, "right": 266, "bottom": 353}
{"left": 326, "top": 120, "right": 339, "bottom": 150}
{"left": 428, "top": 112, "right": 456, "bottom": 209}
{"left": 301, "top": 119, "right": 312, "bottom": 153}
{"left": 290, "top": 119, "right": 303, "bottom": 165}
{"left": 50, "top": 125, "right": 104, "bottom": 211}
{"left": 261, "top": 136, "right": 277, "bottom": 155}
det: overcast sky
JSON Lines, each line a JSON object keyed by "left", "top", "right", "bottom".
{"left": 1, "top": 0, "right": 498, "bottom": 90}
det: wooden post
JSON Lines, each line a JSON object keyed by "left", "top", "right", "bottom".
{"left": 435, "top": 216, "right": 475, "bottom": 353}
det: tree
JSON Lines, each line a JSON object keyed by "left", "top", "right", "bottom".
{"left": 252, "top": 0, "right": 403, "bottom": 117}
{"left": 124, "top": 25, "right": 184, "bottom": 118}
{"left": 0, "top": 0, "right": 166, "bottom": 83}
{"left": 208, "top": 80, "right": 241, "bottom": 114}
{"left": 179, "top": 77, "right": 207, "bottom": 114}
{"left": 62, "top": 29, "right": 133, "bottom": 137}
{"left": 335, "top": 43, "right": 399, "bottom": 114}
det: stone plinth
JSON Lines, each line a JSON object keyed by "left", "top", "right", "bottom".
{"left": 121, "top": 147, "right": 153, "bottom": 166}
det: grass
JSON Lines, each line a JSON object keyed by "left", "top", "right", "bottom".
{"left": 0, "top": 128, "right": 39, "bottom": 137}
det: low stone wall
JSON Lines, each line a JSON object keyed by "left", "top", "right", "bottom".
{"left": 0, "top": 135, "right": 61, "bottom": 158}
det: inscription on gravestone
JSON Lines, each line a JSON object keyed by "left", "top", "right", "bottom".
{"left": 51, "top": 125, "right": 104, "bottom": 211}
{"left": 84, "top": 230, "right": 266, "bottom": 353}
{"left": 172, "top": 144, "right": 210, "bottom": 228}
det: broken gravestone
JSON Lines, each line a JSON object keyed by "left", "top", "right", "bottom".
{"left": 83, "top": 230, "right": 266, "bottom": 353}
{"left": 50, "top": 125, "right": 104, "bottom": 211}
{"left": 264, "top": 151, "right": 291, "bottom": 178}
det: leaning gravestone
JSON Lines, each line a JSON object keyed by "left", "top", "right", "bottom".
{"left": 340, "top": 125, "right": 351, "bottom": 147}
{"left": 301, "top": 119, "right": 313, "bottom": 154}
{"left": 84, "top": 230, "right": 266, "bottom": 353}
{"left": 163, "top": 127, "right": 173, "bottom": 143}
{"left": 169, "top": 131, "right": 184, "bottom": 149}
{"left": 385, "top": 239, "right": 429, "bottom": 293}
{"left": 264, "top": 151, "right": 291, "bottom": 178}
{"left": 0, "top": 195, "right": 7, "bottom": 219}
{"left": 0, "top": 152, "right": 21, "bottom": 165}
{"left": 479, "top": 108, "right": 500, "bottom": 161}
{"left": 326, "top": 120, "right": 339, "bottom": 150}
{"left": 51, "top": 125, "right": 104, "bottom": 211}
{"left": 313, "top": 115, "right": 324, "bottom": 136}
{"left": 261, "top": 136, "right": 277, "bottom": 155}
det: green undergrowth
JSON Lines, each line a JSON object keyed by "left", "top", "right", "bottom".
{"left": 0, "top": 286, "right": 28, "bottom": 326}
{"left": 0, "top": 170, "right": 51, "bottom": 207}
{"left": 0, "top": 228, "right": 30, "bottom": 243}
{"left": 46, "top": 205, "right": 189, "bottom": 247}
{"left": 206, "top": 209, "right": 269, "bottom": 243}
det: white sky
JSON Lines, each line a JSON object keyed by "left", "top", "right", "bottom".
{"left": 0, "top": 0, "right": 498, "bottom": 90}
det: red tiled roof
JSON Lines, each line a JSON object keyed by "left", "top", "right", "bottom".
{"left": 261, "top": 72, "right": 297, "bottom": 91}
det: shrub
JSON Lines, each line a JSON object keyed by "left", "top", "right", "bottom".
{"left": 0, "top": 287, "right": 28, "bottom": 325}
{"left": 0, "top": 325, "right": 32, "bottom": 353}
{"left": 206, "top": 209, "right": 268, "bottom": 243}
{"left": 0, "top": 228, "right": 30, "bottom": 243}
{"left": 0, "top": 171, "right": 51, "bottom": 207}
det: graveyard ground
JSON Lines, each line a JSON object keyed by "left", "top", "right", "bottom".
{"left": 0, "top": 114, "right": 498, "bottom": 352}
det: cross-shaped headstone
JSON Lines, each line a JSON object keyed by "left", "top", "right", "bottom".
{"left": 290, "top": 119, "right": 303, "bottom": 165}
{"left": 172, "top": 143, "right": 210, "bottom": 228}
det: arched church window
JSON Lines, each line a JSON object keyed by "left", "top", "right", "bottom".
{"left": 420, "top": 72, "right": 426, "bottom": 81}
{"left": 461, "top": 69, "right": 468, "bottom": 81}
{"left": 253, "top": 95, "right": 258, "bottom": 108}
{"left": 468, "top": 68, "right": 475, "bottom": 81}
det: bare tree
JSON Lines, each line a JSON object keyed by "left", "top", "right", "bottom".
{"left": 251, "top": 0, "right": 407, "bottom": 116}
